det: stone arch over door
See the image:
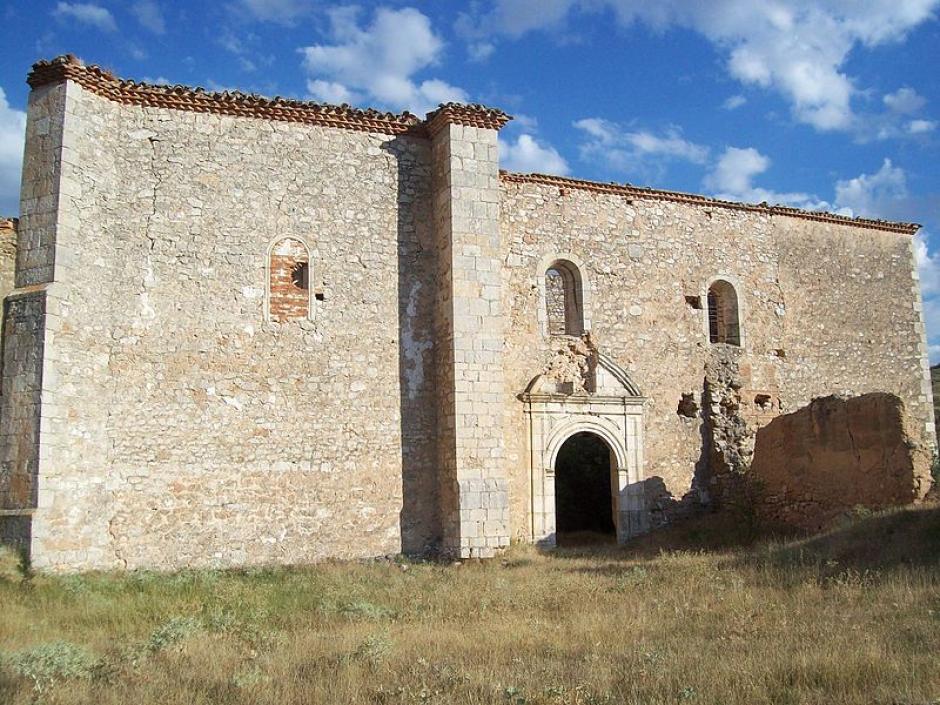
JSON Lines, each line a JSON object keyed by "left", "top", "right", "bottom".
{"left": 521, "top": 349, "right": 648, "bottom": 546}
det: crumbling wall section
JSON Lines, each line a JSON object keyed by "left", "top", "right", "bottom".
{"left": 750, "top": 392, "right": 933, "bottom": 531}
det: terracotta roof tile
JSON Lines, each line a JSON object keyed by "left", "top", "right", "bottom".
{"left": 27, "top": 55, "right": 513, "bottom": 137}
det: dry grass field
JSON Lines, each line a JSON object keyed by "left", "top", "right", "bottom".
{"left": 1, "top": 506, "right": 939, "bottom": 705}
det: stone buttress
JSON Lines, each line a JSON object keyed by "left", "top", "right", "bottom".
{"left": 428, "top": 105, "right": 512, "bottom": 558}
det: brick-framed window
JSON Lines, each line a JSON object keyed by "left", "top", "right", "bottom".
{"left": 267, "top": 237, "right": 312, "bottom": 322}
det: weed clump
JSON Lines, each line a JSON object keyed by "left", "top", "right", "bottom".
{"left": 0, "top": 546, "right": 29, "bottom": 583}
{"left": 2, "top": 641, "right": 101, "bottom": 693}
{"left": 146, "top": 616, "right": 201, "bottom": 653}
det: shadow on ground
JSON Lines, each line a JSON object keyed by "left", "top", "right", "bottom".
{"left": 545, "top": 504, "right": 940, "bottom": 581}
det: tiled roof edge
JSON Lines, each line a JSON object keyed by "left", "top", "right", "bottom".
{"left": 426, "top": 102, "right": 513, "bottom": 135}
{"left": 500, "top": 171, "right": 920, "bottom": 236}
{"left": 27, "top": 55, "right": 512, "bottom": 137}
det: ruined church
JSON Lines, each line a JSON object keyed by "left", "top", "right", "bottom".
{"left": 0, "top": 55, "right": 935, "bottom": 572}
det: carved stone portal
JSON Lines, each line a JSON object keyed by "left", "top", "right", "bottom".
{"left": 520, "top": 338, "right": 648, "bottom": 546}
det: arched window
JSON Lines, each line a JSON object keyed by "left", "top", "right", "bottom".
{"left": 707, "top": 279, "right": 740, "bottom": 346}
{"left": 268, "top": 237, "right": 311, "bottom": 322}
{"left": 545, "top": 260, "right": 584, "bottom": 336}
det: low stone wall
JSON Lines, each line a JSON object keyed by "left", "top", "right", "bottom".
{"left": 750, "top": 393, "right": 933, "bottom": 531}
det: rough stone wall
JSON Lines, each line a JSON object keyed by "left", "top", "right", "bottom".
{"left": 499, "top": 180, "right": 935, "bottom": 539}
{"left": 0, "top": 219, "right": 17, "bottom": 303}
{"left": 931, "top": 364, "right": 940, "bottom": 443}
{"left": 750, "top": 392, "right": 932, "bottom": 530}
{"left": 9, "top": 67, "right": 934, "bottom": 570}
{"left": 25, "top": 82, "right": 438, "bottom": 571}
{"left": 544, "top": 268, "right": 567, "bottom": 335}
{"left": 0, "top": 220, "right": 18, "bottom": 524}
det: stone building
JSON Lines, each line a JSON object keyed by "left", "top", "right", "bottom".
{"left": 0, "top": 55, "right": 934, "bottom": 572}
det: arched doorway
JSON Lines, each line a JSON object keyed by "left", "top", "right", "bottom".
{"left": 554, "top": 432, "right": 616, "bottom": 544}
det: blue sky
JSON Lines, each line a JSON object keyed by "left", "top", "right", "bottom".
{"left": 1, "top": 0, "right": 939, "bottom": 356}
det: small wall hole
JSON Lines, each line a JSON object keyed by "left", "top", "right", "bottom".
{"left": 677, "top": 392, "right": 699, "bottom": 418}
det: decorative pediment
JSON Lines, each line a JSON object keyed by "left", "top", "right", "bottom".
{"left": 522, "top": 337, "right": 642, "bottom": 400}
{"left": 594, "top": 353, "right": 643, "bottom": 397}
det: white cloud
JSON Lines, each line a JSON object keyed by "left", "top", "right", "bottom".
{"left": 499, "top": 134, "right": 569, "bottom": 175}
{"left": 915, "top": 231, "right": 940, "bottom": 297}
{"left": 884, "top": 86, "right": 927, "bottom": 114}
{"left": 908, "top": 119, "right": 937, "bottom": 134}
{"left": 300, "top": 7, "right": 467, "bottom": 115}
{"left": 233, "top": 0, "right": 313, "bottom": 24}
{"left": 456, "top": 0, "right": 576, "bottom": 39}
{"left": 929, "top": 341, "right": 940, "bottom": 365}
{"left": 132, "top": 0, "right": 165, "bottom": 34}
{"left": 0, "top": 88, "right": 26, "bottom": 215}
{"left": 722, "top": 95, "right": 746, "bottom": 110}
{"left": 573, "top": 117, "right": 707, "bottom": 180}
{"left": 459, "top": 1, "right": 940, "bottom": 132}
{"left": 923, "top": 297, "right": 940, "bottom": 363}
{"left": 468, "top": 41, "right": 496, "bottom": 62}
{"left": 703, "top": 146, "right": 832, "bottom": 210}
{"left": 832, "top": 158, "right": 908, "bottom": 218}
{"left": 52, "top": 2, "right": 117, "bottom": 32}
{"left": 704, "top": 146, "right": 768, "bottom": 195}
{"left": 307, "top": 80, "right": 354, "bottom": 105}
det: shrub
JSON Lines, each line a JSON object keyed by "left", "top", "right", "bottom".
{"left": 351, "top": 632, "right": 393, "bottom": 664}
{"left": 332, "top": 600, "right": 396, "bottom": 620}
{"left": 3, "top": 641, "right": 100, "bottom": 693}
{"left": 146, "top": 616, "right": 201, "bottom": 653}
{"left": 0, "top": 545, "right": 29, "bottom": 583}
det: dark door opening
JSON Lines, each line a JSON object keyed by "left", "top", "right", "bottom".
{"left": 554, "top": 432, "right": 616, "bottom": 545}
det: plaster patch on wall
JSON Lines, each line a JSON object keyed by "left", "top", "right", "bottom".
{"left": 401, "top": 280, "right": 431, "bottom": 400}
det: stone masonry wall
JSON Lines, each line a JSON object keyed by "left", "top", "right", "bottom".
{"left": 0, "top": 82, "right": 75, "bottom": 559}
{"left": 27, "top": 82, "right": 438, "bottom": 571}
{"left": 10, "top": 61, "right": 934, "bottom": 569}
{"left": 499, "top": 179, "right": 935, "bottom": 539}
{"left": 0, "top": 219, "right": 17, "bottom": 302}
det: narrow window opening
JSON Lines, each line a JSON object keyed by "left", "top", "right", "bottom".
{"left": 291, "top": 262, "right": 309, "bottom": 290}
{"left": 707, "top": 280, "right": 740, "bottom": 346}
{"left": 545, "top": 260, "right": 584, "bottom": 337}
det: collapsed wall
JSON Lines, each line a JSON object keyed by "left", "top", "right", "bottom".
{"left": 749, "top": 393, "right": 933, "bottom": 531}
{"left": 687, "top": 349, "right": 932, "bottom": 531}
